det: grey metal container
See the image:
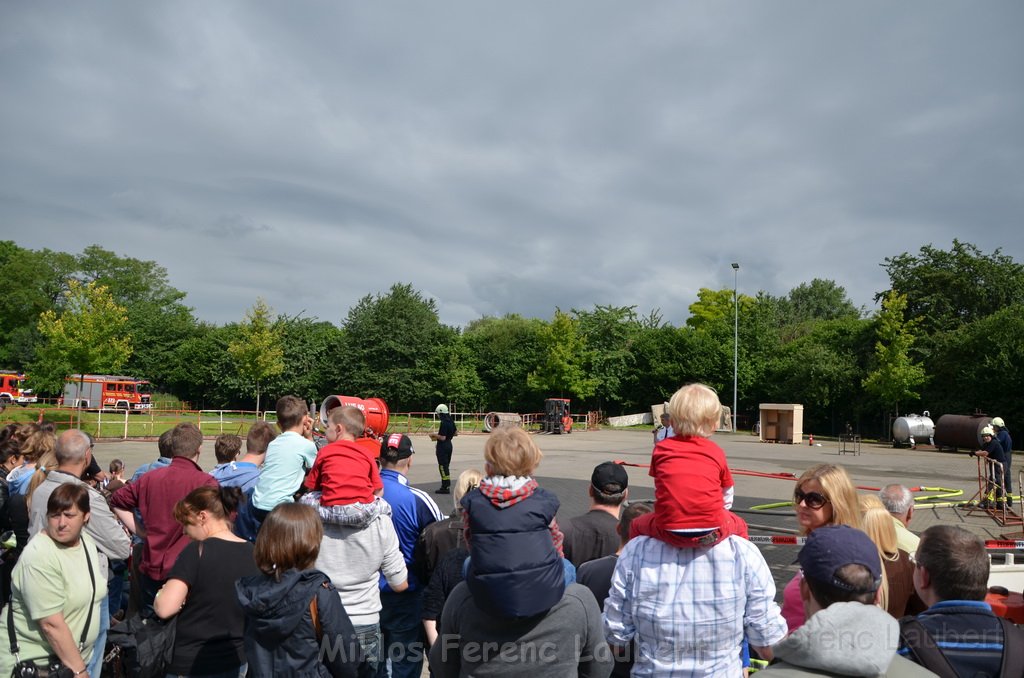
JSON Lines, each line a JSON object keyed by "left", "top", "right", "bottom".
{"left": 892, "top": 412, "right": 935, "bottom": 444}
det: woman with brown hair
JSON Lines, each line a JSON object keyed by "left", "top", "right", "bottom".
{"left": 236, "top": 503, "right": 369, "bottom": 678}
{"left": 0, "top": 483, "right": 105, "bottom": 678}
{"left": 782, "top": 463, "right": 861, "bottom": 631}
{"left": 154, "top": 485, "right": 259, "bottom": 677}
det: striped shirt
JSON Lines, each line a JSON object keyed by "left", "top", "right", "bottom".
{"left": 898, "top": 600, "right": 1005, "bottom": 675}
{"left": 604, "top": 535, "right": 786, "bottom": 677}
{"left": 380, "top": 468, "right": 444, "bottom": 592}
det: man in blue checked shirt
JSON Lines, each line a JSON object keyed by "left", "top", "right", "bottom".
{"left": 603, "top": 519, "right": 786, "bottom": 676}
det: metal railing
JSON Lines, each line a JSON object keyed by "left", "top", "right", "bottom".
{"left": 1, "top": 405, "right": 601, "bottom": 440}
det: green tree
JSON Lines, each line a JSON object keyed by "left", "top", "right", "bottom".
{"left": 779, "top": 279, "right": 862, "bottom": 325}
{"left": 273, "top": 317, "right": 346, "bottom": 404}
{"left": 0, "top": 242, "right": 78, "bottom": 368}
{"left": 686, "top": 288, "right": 733, "bottom": 329}
{"left": 760, "top": 316, "right": 873, "bottom": 434}
{"left": 342, "top": 283, "right": 448, "bottom": 411}
{"left": 166, "top": 323, "right": 240, "bottom": 409}
{"left": 863, "top": 292, "right": 927, "bottom": 418}
{"left": 31, "top": 280, "right": 132, "bottom": 422}
{"left": 880, "top": 240, "right": 1024, "bottom": 334}
{"left": 228, "top": 299, "right": 285, "bottom": 415}
{"left": 427, "top": 327, "right": 485, "bottom": 410}
{"left": 924, "top": 304, "right": 1024, "bottom": 428}
{"left": 75, "top": 245, "right": 199, "bottom": 386}
{"left": 618, "top": 324, "right": 700, "bottom": 410}
{"left": 527, "top": 310, "right": 597, "bottom": 400}
{"left": 463, "top": 314, "right": 546, "bottom": 412}
{"left": 574, "top": 305, "right": 642, "bottom": 412}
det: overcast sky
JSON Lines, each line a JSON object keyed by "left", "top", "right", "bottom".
{"left": 1, "top": 2, "right": 1021, "bottom": 328}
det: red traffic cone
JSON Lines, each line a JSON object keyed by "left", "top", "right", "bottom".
{"left": 808, "top": 433, "right": 814, "bottom": 446}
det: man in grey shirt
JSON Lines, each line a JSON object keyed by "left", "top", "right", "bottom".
{"left": 316, "top": 505, "right": 408, "bottom": 674}
{"left": 429, "top": 582, "right": 613, "bottom": 677}
{"left": 28, "top": 429, "right": 131, "bottom": 678}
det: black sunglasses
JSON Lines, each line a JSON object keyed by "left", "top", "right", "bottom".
{"left": 794, "top": 488, "right": 830, "bottom": 510}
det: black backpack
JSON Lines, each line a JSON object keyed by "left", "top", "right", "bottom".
{"left": 899, "top": 615, "right": 1024, "bottom": 678}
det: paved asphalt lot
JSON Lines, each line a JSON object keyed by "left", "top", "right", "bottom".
{"left": 94, "top": 428, "right": 1021, "bottom": 599}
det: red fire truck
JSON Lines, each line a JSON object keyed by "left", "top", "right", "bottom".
{"left": 0, "top": 371, "right": 37, "bottom": 406}
{"left": 62, "top": 374, "right": 152, "bottom": 411}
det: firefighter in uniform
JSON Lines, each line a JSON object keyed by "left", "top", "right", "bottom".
{"left": 430, "top": 404, "right": 456, "bottom": 494}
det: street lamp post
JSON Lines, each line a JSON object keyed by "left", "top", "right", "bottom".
{"left": 731, "top": 262, "right": 739, "bottom": 432}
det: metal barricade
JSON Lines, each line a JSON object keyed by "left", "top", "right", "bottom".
{"left": 839, "top": 434, "right": 861, "bottom": 456}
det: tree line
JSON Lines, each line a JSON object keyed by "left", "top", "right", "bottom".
{"left": 2, "top": 239, "right": 1021, "bottom": 438}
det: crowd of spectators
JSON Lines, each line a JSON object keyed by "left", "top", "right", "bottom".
{"left": 0, "top": 400, "right": 1021, "bottom": 677}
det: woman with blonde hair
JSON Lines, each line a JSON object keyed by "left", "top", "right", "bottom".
{"left": 420, "top": 468, "right": 483, "bottom": 645}
{"left": 782, "top": 463, "right": 861, "bottom": 631}
{"left": 8, "top": 429, "right": 55, "bottom": 498}
{"left": 859, "top": 496, "right": 924, "bottom": 618}
{"left": 25, "top": 449, "right": 58, "bottom": 509}
{"left": 419, "top": 468, "right": 483, "bottom": 574}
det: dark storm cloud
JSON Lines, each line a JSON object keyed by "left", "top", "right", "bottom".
{"left": 1, "top": 1, "right": 1021, "bottom": 327}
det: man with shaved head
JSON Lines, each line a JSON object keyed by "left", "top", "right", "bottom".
{"left": 28, "top": 429, "right": 131, "bottom": 678}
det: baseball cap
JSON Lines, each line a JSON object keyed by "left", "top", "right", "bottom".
{"left": 798, "top": 525, "right": 882, "bottom": 591}
{"left": 591, "top": 461, "right": 628, "bottom": 493}
{"left": 380, "top": 433, "right": 415, "bottom": 460}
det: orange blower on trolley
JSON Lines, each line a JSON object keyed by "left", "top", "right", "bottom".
{"left": 318, "top": 395, "right": 390, "bottom": 458}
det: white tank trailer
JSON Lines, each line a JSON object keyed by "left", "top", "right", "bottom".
{"left": 892, "top": 411, "right": 935, "bottom": 448}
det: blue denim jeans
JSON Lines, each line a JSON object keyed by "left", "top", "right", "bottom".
{"left": 377, "top": 590, "right": 425, "bottom": 678}
{"left": 138, "top": 571, "right": 164, "bottom": 618}
{"left": 108, "top": 558, "right": 128, "bottom": 617}
{"left": 352, "top": 623, "right": 382, "bottom": 675}
{"left": 87, "top": 595, "right": 110, "bottom": 678}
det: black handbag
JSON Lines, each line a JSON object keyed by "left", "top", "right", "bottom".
{"left": 104, "top": 543, "right": 198, "bottom": 678}
{"left": 105, "top": 613, "right": 176, "bottom": 678}
{"left": 8, "top": 541, "right": 95, "bottom": 678}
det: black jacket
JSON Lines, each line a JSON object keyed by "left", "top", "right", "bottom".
{"left": 236, "top": 568, "right": 371, "bottom": 678}
{"left": 462, "top": 486, "right": 565, "bottom": 619}
{"left": 0, "top": 478, "right": 28, "bottom": 554}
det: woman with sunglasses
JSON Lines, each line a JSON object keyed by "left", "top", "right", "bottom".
{"left": 782, "top": 463, "right": 861, "bottom": 631}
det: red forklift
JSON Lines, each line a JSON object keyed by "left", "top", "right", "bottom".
{"left": 543, "top": 398, "right": 572, "bottom": 434}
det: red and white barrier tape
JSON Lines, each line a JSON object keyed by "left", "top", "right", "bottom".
{"left": 748, "top": 535, "right": 1024, "bottom": 550}
{"left": 748, "top": 535, "right": 807, "bottom": 545}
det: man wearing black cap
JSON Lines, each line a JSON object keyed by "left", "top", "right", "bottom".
{"left": 378, "top": 433, "right": 443, "bottom": 678}
{"left": 760, "top": 525, "right": 932, "bottom": 676}
{"left": 562, "top": 462, "right": 628, "bottom": 568}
